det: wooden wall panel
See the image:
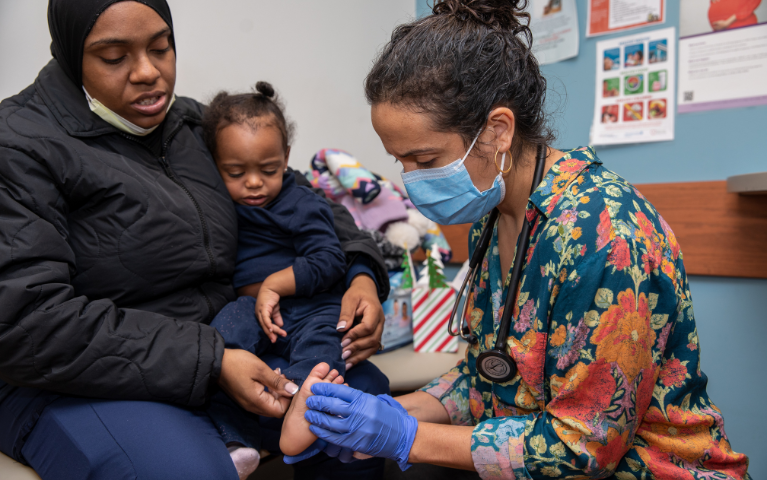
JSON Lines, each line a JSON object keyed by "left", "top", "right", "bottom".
{"left": 413, "top": 181, "right": 767, "bottom": 279}
{"left": 636, "top": 181, "right": 767, "bottom": 279}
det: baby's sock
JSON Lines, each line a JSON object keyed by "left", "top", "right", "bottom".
{"left": 227, "top": 444, "right": 260, "bottom": 480}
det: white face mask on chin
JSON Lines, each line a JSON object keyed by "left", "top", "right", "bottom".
{"left": 83, "top": 87, "right": 176, "bottom": 136}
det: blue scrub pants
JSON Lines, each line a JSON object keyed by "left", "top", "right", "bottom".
{"left": 0, "top": 358, "right": 388, "bottom": 480}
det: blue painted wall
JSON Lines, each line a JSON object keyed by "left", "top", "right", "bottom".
{"left": 418, "top": 0, "right": 766, "bottom": 476}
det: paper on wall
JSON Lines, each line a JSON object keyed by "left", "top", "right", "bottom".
{"left": 588, "top": 0, "right": 665, "bottom": 37}
{"left": 526, "top": 0, "right": 579, "bottom": 65}
{"left": 677, "top": 1, "right": 767, "bottom": 113}
{"left": 591, "top": 27, "right": 676, "bottom": 145}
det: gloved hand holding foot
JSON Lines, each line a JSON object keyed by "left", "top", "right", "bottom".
{"left": 304, "top": 383, "right": 418, "bottom": 471}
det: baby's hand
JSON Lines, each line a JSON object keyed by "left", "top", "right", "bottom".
{"left": 256, "top": 287, "right": 287, "bottom": 343}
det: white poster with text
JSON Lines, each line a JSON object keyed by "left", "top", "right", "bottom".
{"left": 591, "top": 27, "right": 676, "bottom": 145}
{"left": 677, "top": 1, "right": 767, "bottom": 113}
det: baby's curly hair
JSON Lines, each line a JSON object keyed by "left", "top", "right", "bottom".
{"left": 202, "top": 81, "right": 295, "bottom": 157}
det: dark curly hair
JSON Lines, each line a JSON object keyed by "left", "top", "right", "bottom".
{"left": 202, "top": 81, "right": 295, "bottom": 158}
{"left": 365, "top": 0, "right": 553, "bottom": 161}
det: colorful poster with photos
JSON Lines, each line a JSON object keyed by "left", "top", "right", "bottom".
{"left": 591, "top": 27, "right": 676, "bottom": 145}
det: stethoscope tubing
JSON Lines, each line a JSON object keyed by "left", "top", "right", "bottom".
{"left": 448, "top": 208, "right": 499, "bottom": 341}
{"left": 449, "top": 144, "right": 548, "bottom": 358}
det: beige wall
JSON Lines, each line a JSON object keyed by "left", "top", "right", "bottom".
{"left": 0, "top": 0, "right": 414, "bottom": 184}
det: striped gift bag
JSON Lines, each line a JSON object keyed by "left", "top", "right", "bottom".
{"left": 411, "top": 286, "right": 458, "bottom": 353}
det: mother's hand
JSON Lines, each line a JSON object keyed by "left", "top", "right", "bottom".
{"left": 217, "top": 348, "right": 299, "bottom": 418}
{"left": 338, "top": 274, "right": 384, "bottom": 369}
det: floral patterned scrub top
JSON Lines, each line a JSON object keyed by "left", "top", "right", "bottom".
{"left": 421, "top": 147, "right": 750, "bottom": 479}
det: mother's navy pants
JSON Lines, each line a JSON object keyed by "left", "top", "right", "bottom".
{"left": 0, "top": 356, "right": 388, "bottom": 480}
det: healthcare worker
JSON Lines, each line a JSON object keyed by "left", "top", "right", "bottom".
{"left": 298, "top": 0, "right": 752, "bottom": 478}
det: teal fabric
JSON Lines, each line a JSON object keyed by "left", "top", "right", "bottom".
{"left": 421, "top": 147, "right": 750, "bottom": 479}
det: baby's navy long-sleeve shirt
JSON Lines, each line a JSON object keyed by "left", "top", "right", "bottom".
{"left": 232, "top": 172, "right": 347, "bottom": 297}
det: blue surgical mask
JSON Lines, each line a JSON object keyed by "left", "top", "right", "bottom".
{"left": 401, "top": 134, "right": 506, "bottom": 225}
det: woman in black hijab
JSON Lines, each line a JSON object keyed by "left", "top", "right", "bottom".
{"left": 0, "top": 1, "right": 389, "bottom": 479}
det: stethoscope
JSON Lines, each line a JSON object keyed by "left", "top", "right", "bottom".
{"left": 448, "top": 144, "right": 547, "bottom": 383}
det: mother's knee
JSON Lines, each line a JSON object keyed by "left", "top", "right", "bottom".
{"left": 22, "top": 398, "right": 138, "bottom": 480}
{"left": 22, "top": 398, "right": 238, "bottom": 480}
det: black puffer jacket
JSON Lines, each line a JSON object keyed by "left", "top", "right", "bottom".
{"left": 0, "top": 60, "right": 387, "bottom": 407}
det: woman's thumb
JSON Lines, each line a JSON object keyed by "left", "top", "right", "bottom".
{"left": 337, "top": 297, "right": 357, "bottom": 332}
{"left": 268, "top": 369, "right": 299, "bottom": 396}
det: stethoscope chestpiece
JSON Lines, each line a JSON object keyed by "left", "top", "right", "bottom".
{"left": 476, "top": 350, "right": 517, "bottom": 383}
{"left": 447, "top": 145, "right": 548, "bottom": 384}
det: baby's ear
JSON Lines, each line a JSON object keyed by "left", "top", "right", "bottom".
{"left": 284, "top": 146, "right": 291, "bottom": 170}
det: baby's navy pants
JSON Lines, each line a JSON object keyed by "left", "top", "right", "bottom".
{"left": 210, "top": 294, "right": 346, "bottom": 385}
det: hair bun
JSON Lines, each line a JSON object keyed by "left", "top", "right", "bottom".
{"left": 255, "top": 81, "right": 275, "bottom": 98}
{"left": 432, "top": 0, "right": 528, "bottom": 32}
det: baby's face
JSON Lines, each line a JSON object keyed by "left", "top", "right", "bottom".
{"left": 215, "top": 122, "right": 288, "bottom": 207}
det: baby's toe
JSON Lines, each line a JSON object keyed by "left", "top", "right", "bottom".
{"left": 306, "top": 362, "right": 331, "bottom": 382}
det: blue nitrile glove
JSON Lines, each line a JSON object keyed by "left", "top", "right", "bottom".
{"left": 304, "top": 384, "right": 418, "bottom": 471}
{"left": 282, "top": 438, "right": 356, "bottom": 464}
{"left": 284, "top": 394, "right": 405, "bottom": 465}
{"left": 377, "top": 394, "right": 408, "bottom": 415}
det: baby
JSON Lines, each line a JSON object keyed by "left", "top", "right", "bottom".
{"left": 203, "top": 82, "right": 349, "bottom": 462}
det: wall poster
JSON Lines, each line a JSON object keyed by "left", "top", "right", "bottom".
{"left": 591, "top": 27, "right": 676, "bottom": 145}
{"left": 678, "top": 1, "right": 767, "bottom": 113}
{"left": 527, "top": 0, "right": 580, "bottom": 65}
{"left": 588, "top": 0, "right": 665, "bottom": 36}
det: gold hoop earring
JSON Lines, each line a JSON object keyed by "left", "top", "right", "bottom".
{"left": 494, "top": 148, "right": 512, "bottom": 174}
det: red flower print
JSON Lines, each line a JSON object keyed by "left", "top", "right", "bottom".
{"left": 548, "top": 360, "right": 615, "bottom": 428}
{"left": 592, "top": 289, "right": 656, "bottom": 383}
{"left": 546, "top": 194, "right": 562, "bottom": 214}
{"left": 607, "top": 237, "right": 631, "bottom": 271}
{"left": 586, "top": 427, "right": 630, "bottom": 472}
{"left": 661, "top": 258, "right": 675, "bottom": 279}
{"left": 659, "top": 358, "right": 687, "bottom": 388}
{"left": 708, "top": 438, "right": 750, "bottom": 479}
{"left": 635, "top": 363, "right": 658, "bottom": 416}
{"left": 636, "top": 446, "right": 696, "bottom": 480}
{"left": 513, "top": 331, "right": 547, "bottom": 394}
{"left": 558, "top": 158, "right": 587, "bottom": 173}
{"left": 641, "top": 239, "right": 663, "bottom": 274}
{"left": 635, "top": 212, "right": 655, "bottom": 238}
{"left": 525, "top": 207, "right": 537, "bottom": 223}
{"left": 596, "top": 209, "right": 614, "bottom": 251}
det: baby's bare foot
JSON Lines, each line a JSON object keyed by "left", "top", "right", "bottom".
{"left": 279, "top": 363, "right": 344, "bottom": 456}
